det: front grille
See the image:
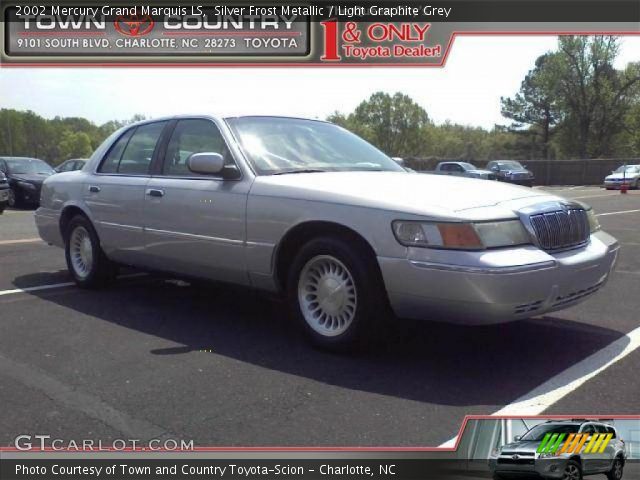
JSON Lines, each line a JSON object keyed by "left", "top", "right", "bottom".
{"left": 552, "top": 280, "right": 604, "bottom": 308}
{"left": 497, "top": 458, "right": 535, "bottom": 465}
{"left": 502, "top": 452, "right": 534, "bottom": 456}
{"left": 530, "top": 209, "right": 589, "bottom": 251}
{"left": 514, "top": 300, "right": 543, "bottom": 315}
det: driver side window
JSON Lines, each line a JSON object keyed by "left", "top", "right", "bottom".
{"left": 162, "top": 119, "right": 230, "bottom": 177}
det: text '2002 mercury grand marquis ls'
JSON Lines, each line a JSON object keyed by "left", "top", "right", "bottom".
{"left": 35, "top": 116, "right": 619, "bottom": 350}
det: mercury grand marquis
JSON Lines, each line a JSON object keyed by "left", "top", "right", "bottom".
{"left": 35, "top": 116, "right": 619, "bottom": 349}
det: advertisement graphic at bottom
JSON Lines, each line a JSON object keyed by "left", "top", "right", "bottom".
{"left": 2, "top": 417, "right": 639, "bottom": 480}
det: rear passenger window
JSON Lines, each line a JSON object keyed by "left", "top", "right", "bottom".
{"left": 99, "top": 122, "right": 166, "bottom": 175}
{"left": 99, "top": 129, "right": 134, "bottom": 173}
{"left": 119, "top": 122, "right": 166, "bottom": 175}
{"left": 162, "top": 119, "right": 230, "bottom": 177}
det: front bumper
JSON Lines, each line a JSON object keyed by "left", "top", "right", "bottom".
{"left": 489, "top": 456, "right": 568, "bottom": 479}
{"left": 502, "top": 178, "right": 534, "bottom": 186}
{"left": 379, "top": 230, "right": 618, "bottom": 324}
{"left": 604, "top": 180, "right": 636, "bottom": 189}
{"left": 12, "top": 184, "right": 43, "bottom": 205}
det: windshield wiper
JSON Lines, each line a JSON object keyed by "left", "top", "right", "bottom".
{"left": 271, "top": 169, "right": 328, "bottom": 176}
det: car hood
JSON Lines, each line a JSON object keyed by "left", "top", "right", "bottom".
{"left": 606, "top": 173, "right": 640, "bottom": 180}
{"left": 501, "top": 441, "right": 540, "bottom": 453}
{"left": 252, "top": 171, "right": 556, "bottom": 218}
{"left": 10, "top": 173, "right": 50, "bottom": 184}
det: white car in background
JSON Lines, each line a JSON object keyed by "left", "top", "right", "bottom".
{"left": 604, "top": 165, "right": 640, "bottom": 190}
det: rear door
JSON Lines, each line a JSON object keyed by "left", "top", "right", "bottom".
{"left": 142, "top": 117, "right": 250, "bottom": 284}
{"left": 85, "top": 121, "right": 168, "bottom": 265}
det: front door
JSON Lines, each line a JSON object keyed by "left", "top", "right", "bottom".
{"left": 142, "top": 118, "right": 250, "bottom": 284}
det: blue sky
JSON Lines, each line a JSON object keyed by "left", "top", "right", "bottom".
{"left": 2, "top": 36, "right": 639, "bottom": 129}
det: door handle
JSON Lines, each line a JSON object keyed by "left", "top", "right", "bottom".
{"left": 88, "top": 185, "right": 101, "bottom": 193}
{"left": 146, "top": 188, "right": 165, "bottom": 198}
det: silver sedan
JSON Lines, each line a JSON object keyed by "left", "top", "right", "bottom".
{"left": 36, "top": 115, "right": 619, "bottom": 350}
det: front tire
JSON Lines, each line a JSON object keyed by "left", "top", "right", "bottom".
{"left": 286, "top": 236, "right": 390, "bottom": 351}
{"left": 607, "top": 457, "right": 624, "bottom": 480}
{"left": 563, "top": 460, "right": 582, "bottom": 480}
{"left": 7, "top": 188, "right": 17, "bottom": 208}
{"left": 65, "top": 215, "right": 117, "bottom": 288}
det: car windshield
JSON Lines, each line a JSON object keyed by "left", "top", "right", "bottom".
{"left": 520, "top": 424, "right": 580, "bottom": 442}
{"left": 226, "top": 117, "right": 405, "bottom": 175}
{"left": 614, "top": 165, "right": 640, "bottom": 174}
{"left": 5, "top": 158, "right": 54, "bottom": 175}
{"left": 497, "top": 161, "right": 524, "bottom": 170}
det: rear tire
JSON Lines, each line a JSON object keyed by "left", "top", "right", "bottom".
{"left": 286, "top": 236, "right": 390, "bottom": 351}
{"left": 64, "top": 215, "right": 117, "bottom": 288}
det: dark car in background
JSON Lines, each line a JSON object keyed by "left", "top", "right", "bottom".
{"left": 487, "top": 160, "right": 535, "bottom": 187}
{"left": 54, "top": 158, "right": 88, "bottom": 173}
{"left": 0, "top": 157, "right": 55, "bottom": 208}
{"left": 0, "top": 171, "right": 9, "bottom": 213}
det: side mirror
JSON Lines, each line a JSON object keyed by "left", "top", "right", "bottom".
{"left": 514, "top": 435, "right": 522, "bottom": 442}
{"left": 187, "top": 152, "right": 225, "bottom": 175}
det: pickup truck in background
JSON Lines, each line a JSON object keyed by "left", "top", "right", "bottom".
{"left": 432, "top": 161, "right": 497, "bottom": 180}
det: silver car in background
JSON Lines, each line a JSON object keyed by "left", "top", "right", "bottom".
{"left": 490, "top": 420, "right": 627, "bottom": 480}
{"left": 36, "top": 116, "right": 618, "bottom": 350}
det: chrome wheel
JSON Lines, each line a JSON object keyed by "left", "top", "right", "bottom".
{"left": 298, "top": 255, "right": 357, "bottom": 337}
{"left": 564, "top": 464, "right": 580, "bottom": 480}
{"left": 69, "top": 226, "right": 93, "bottom": 279}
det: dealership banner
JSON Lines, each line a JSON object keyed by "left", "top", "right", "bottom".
{"left": 1, "top": 1, "right": 639, "bottom": 65}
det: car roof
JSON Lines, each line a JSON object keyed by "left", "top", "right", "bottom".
{"left": 541, "top": 419, "right": 614, "bottom": 427}
{"left": 125, "top": 114, "right": 330, "bottom": 129}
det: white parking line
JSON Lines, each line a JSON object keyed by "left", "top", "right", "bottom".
{"left": 571, "top": 194, "right": 618, "bottom": 200}
{"left": 0, "top": 282, "right": 76, "bottom": 297}
{"left": 597, "top": 209, "right": 640, "bottom": 217}
{"left": 492, "top": 326, "right": 640, "bottom": 416}
{"left": 0, "top": 238, "right": 42, "bottom": 246}
{"left": 0, "top": 273, "right": 147, "bottom": 298}
{"left": 440, "top": 326, "right": 640, "bottom": 447}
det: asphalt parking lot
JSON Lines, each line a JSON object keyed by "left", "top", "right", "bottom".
{"left": 0, "top": 186, "right": 639, "bottom": 448}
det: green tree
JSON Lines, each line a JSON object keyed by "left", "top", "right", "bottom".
{"left": 501, "top": 53, "right": 561, "bottom": 159}
{"left": 554, "top": 36, "right": 640, "bottom": 158}
{"left": 329, "top": 92, "right": 430, "bottom": 157}
{"left": 58, "top": 131, "right": 93, "bottom": 161}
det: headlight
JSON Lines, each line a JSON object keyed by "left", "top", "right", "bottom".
{"left": 538, "top": 452, "right": 557, "bottom": 459}
{"left": 17, "top": 181, "right": 36, "bottom": 191}
{"left": 392, "top": 220, "right": 530, "bottom": 250}
{"left": 491, "top": 447, "right": 502, "bottom": 457}
{"left": 586, "top": 208, "right": 600, "bottom": 233}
